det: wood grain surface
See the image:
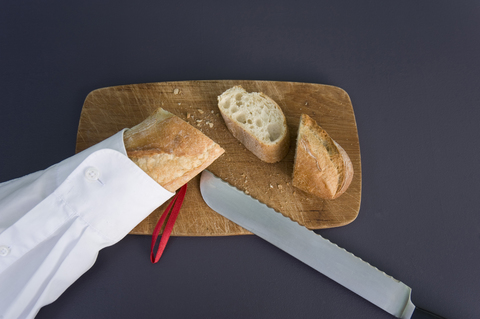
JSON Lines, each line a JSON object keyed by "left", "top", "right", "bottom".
{"left": 76, "top": 80, "right": 361, "bottom": 236}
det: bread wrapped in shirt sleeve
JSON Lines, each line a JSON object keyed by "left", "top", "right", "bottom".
{"left": 124, "top": 107, "right": 225, "bottom": 192}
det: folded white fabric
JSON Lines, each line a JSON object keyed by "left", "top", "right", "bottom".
{"left": 0, "top": 130, "right": 174, "bottom": 319}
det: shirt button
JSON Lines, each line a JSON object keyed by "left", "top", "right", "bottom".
{"left": 0, "top": 245, "right": 10, "bottom": 257}
{"left": 85, "top": 167, "right": 100, "bottom": 181}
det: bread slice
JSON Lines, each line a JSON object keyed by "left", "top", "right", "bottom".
{"left": 292, "top": 114, "right": 353, "bottom": 199}
{"left": 123, "top": 107, "right": 225, "bottom": 192}
{"left": 217, "top": 86, "right": 290, "bottom": 163}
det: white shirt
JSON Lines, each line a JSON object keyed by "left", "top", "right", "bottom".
{"left": 0, "top": 130, "right": 174, "bottom": 319}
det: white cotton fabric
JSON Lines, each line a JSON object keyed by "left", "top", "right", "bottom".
{"left": 0, "top": 130, "right": 174, "bottom": 319}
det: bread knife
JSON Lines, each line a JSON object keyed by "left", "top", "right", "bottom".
{"left": 199, "top": 170, "right": 446, "bottom": 319}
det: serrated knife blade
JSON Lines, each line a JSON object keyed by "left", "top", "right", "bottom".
{"left": 199, "top": 170, "right": 445, "bottom": 319}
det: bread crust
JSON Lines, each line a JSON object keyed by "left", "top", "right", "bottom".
{"left": 221, "top": 113, "right": 290, "bottom": 163}
{"left": 217, "top": 86, "right": 290, "bottom": 163}
{"left": 124, "top": 107, "right": 225, "bottom": 192}
{"left": 292, "top": 114, "right": 353, "bottom": 199}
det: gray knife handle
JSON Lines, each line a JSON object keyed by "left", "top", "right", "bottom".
{"left": 411, "top": 307, "right": 446, "bottom": 319}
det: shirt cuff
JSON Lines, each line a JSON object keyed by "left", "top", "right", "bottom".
{"left": 55, "top": 129, "right": 129, "bottom": 187}
{"left": 53, "top": 129, "right": 175, "bottom": 241}
{"left": 57, "top": 148, "right": 175, "bottom": 242}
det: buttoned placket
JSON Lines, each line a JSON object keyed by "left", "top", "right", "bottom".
{"left": 0, "top": 246, "right": 10, "bottom": 257}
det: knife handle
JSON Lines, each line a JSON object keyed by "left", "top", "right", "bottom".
{"left": 411, "top": 307, "right": 446, "bottom": 319}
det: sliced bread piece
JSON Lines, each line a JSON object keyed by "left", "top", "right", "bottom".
{"left": 217, "top": 86, "right": 290, "bottom": 163}
{"left": 292, "top": 114, "right": 354, "bottom": 199}
{"left": 124, "top": 107, "right": 225, "bottom": 192}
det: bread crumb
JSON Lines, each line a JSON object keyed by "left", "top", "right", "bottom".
{"left": 278, "top": 184, "right": 283, "bottom": 190}
{"left": 174, "top": 88, "right": 180, "bottom": 94}
{"left": 196, "top": 119, "right": 203, "bottom": 123}
{"left": 270, "top": 184, "right": 273, "bottom": 188}
{"left": 187, "top": 113, "right": 191, "bottom": 119}
{"left": 198, "top": 109, "right": 204, "bottom": 114}
{"left": 208, "top": 122, "right": 214, "bottom": 128}
{"left": 178, "top": 103, "right": 181, "bottom": 105}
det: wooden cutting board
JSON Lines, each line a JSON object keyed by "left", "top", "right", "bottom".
{"left": 76, "top": 80, "right": 361, "bottom": 236}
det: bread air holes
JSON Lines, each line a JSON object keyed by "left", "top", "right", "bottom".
{"left": 267, "top": 123, "right": 282, "bottom": 142}
{"left": 256, "top": 119, "right": 263, "bottom": 127}
{"left": 236, "top": 112, "right": 247, "bottom": 124}
{"left": 230, "top": 99, "right": 243, "bottom": 114}
{"left": 222, "top": 100, "right": 230, "bottom": 109}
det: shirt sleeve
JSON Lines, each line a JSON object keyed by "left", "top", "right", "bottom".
{"left": 0, "top": 130, "right": 175, "bottom": 319}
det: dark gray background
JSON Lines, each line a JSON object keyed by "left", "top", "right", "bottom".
{"left": 1, "top": 1, "right": 479, "bottom": 318}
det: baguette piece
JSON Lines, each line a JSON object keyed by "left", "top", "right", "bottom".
{"left": 217, "top": 86, "right": 290, "bottom": 163}
{"left": 124, "top": 107, "right": 224, "bottom": 192}
{"left": 292, "top": 114, "right": 353, "bottom": 199}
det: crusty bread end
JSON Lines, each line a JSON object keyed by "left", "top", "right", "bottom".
{"left": 292, "top": 114, "right": 353, "bottom": 199}
{"left": 124, "top": 107, "right": 225, "bottom": 192}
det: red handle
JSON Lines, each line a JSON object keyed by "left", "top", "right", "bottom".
{"left": 150, "top": 184, "right": 187, "bottom": 263}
